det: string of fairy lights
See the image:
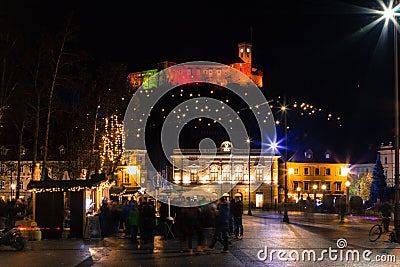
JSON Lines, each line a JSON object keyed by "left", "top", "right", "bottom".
{"left": 141, "top": 92, "right": 343, "bottom": 134}
{"left": 269, "top": 96, "right": 343, "bottom": 128}
{"left": 28, "top": 180, "right": 114, "bottom": 194}
{"left": 99, "top": 114, "right": 125, "bottom": 170}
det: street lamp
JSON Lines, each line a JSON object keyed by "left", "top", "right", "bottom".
{"left": 281, "top": 105, "right": 289, "bottom": 223}
{"left": 296, "top": 187, "right": 301, "bottom": 201}
{"left": 296, "top": 187, "right": 301, "bottom": 212}
{"left": 9, "top": 164, "right": 15, "bottom": 201}
{"left": 10, "top": 183, "right": 16, "bottom": 200}
{"left": 345, "top": 180, "right": 351, "bottom": 214}
{"left": 247, "top": 138, "right": 252, "bottom": 216}
{"left": 220, "top": 160, "right": 223, "bottom": 197}
{"left": 313, "top": 184, "right": 318, "bottom": 203}
{"left": 321, "top": 184, "right": 327, "bottom": 203}
{"left": 371, "top": 0, "right": 400, "bottom": 243}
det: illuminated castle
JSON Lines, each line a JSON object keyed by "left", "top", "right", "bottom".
{"left": 127, "top": 42, "right": 263, "bottom": 91}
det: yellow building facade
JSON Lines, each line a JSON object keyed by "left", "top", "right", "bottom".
{"left": 281, "top": 159, "right": 350, "bottom": 203}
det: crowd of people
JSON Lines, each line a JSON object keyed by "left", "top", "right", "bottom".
{"left": 96, "top": 194, "right": 244, "bottom": 253}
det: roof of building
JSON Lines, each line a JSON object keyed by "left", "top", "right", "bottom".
{"left": 287, "top": 136, "right": 346, "bottom": 164}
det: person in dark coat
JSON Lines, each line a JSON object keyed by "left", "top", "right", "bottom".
{"left": 379, "top": 201, "right": 393, "bottom": 232}
{"left": 209, "top": 196, "right": 230, "bottom": 252}
{"left": 99, "top": 198, "right": 111, "bottom": 237}
{"left": 140, "top": 199, "right": 156, "bottom": 245}
{"left": 181, "top": 205, "right": 202, "bottom": 252}
{"left": 232, "top": 196, "right": 243, "bottom": 239}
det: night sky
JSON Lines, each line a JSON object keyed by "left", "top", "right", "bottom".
{"left": 2, "top": 0, "right": 398, "bottom": 162}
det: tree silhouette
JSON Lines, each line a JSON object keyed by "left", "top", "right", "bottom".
{"left": 369, "top": 154, "right": 387, "bottom": 202}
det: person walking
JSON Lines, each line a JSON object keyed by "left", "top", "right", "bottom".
{"left": 232, "top": 196, "right": 243, "bottom": 239}
{"left": 127, "top": 202, "right": 140, "bottom": 242}
{"left": 209, "top": 196, "right": 230, "bottom": 253}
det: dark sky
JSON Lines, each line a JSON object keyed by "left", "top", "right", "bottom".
{"left": 3, "top": 0, "right": 397, "bottom": 162}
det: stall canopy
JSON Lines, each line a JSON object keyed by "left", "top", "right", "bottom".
{"left": 27, "top": 176, "right": 110, "bottom": 239}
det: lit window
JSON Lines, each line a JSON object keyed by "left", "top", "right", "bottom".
{"left": 325, "top": 182, "right": 330, "bottom": 191}
{"left": 256, "top": 169, "right": 263, "bottom": 180}
{"left": 305, "top": 149, "right": 313, "bottom": 159}
{"left": 293, "top": 181, "right": 299, "bottom": 190}
{"left": 336, "top": 182, "right": 342, "bottom": 191}
{"left": 234, "top": 166, "right": 242, "bottom": 181}
{"left": 211, "top": 166, "right": 218, "bottom": 181}
{"left": 326, "top": 168, "right": 331, "bottom": 175}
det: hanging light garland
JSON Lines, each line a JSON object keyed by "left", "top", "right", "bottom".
{"left": 99, "top": 114, "right": 125, "bottom": 170}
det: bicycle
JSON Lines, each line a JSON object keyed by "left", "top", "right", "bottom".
{"left": 368, "top": 217, "right": 391, "bottom": 242}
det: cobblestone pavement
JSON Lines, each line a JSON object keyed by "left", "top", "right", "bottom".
{"left": 0, "top": 211, "right": 399, "bottom": 267}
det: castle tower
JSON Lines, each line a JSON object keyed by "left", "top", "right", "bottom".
{"left": 238, "top": 42, "right": 252, "bottom": 64}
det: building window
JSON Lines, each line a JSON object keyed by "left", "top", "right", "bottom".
{"left": 211, "top": 166, "right": 218, "bottom": 181}
{"left": 325, "top": 182, "right": 330, "bottom": 191}
{"left": 190, "top": 169, "right": 197, "bottom": 182}
{"left": 304, "top": 181, "right": 309, "bottom": 191}
{"left": 293, "top": 181, "right": 299, "bottom": 190}
{"left": 0, "top": 146, "right": 8, "bottom": 156}
{"left": 294, "top": 168, "right": 299, "bottom": 175}
{"left": 326, "top": 168, "right": 331, "bottom": 176}
{"left": 234, "top": 166, "right": 242, "bottom": 181}
{"left": 315, "top": 168, "right": 320, "bottom": 175}
{"left": 124, "top": 172, "right": 129, "bottom": 184}
{"left": 304, "top": 167, "right": 309, "bottom": 175}
{"left": 256, "top": 168, "right": 263, "bottom": 181}
{"left": 385, "top": 157, "right": 388, "bottom": 164}
{"left": 0, "top": 164, "right": 4, "bottom": 173}
{"left": 222, "top": 167, "right": 230, "bottom": 181}
{"left": 19, "top": 180, "right": 23, "bottom": 190}
{"left": 305, "top": 149, "right": 313, "bottom": 159}
{"left": 336, "top": 182, "right": 342, "bottom": 191}
{"left": 0, "top": 180, "right": 4, "bottom": 189}
{"left": 325, "top": 152, "right": 331, "bottom": 159}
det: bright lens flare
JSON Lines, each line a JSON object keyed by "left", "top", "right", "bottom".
{"left": 376, "top": 0, "right": 400, "bottom": 27}
{"left": 383, "top": 8, "right": 394, "bottom": 20}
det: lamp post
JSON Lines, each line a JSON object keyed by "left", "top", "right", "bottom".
{"left": 282, "top": 105, "right": 289, "bottom": 223}
{"left": 313, "top": 184, "right": 318, "bottom": 203}
{"left": 391, "top": 2, "right": 400, "bottom": 243}
{"left": 220, "top": 160, "right": 223, "bottom": 197}
{"left": 10, "top": 183, "right": 16, "bottom": 200}
{"left": 297, "top": 187, "right": 301, "bottom": 211}
{"left": 9, "top": 164, "right": 15, "bottom": 201}
{"left": 321, "top": 184, "right": 327, "bottom": 204}
{"left": 247, "top": 138, "right": 252, "bottom": 216}
{"left": 345, "top": 180, "right": 351, "bottom": 214}
{"left": 373, "top": 0, "right": 400, "bottom": 243}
